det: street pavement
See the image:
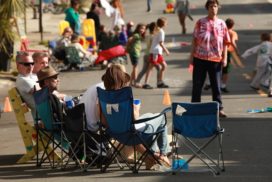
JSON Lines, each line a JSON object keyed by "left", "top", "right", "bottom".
{"left": 0, "top": 0, "right": 272, "bottom": 181}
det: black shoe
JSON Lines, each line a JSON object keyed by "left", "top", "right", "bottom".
{"left": 260, "top": 83, "right": 269, "bottom": 89}
{"left": 157, "top": 83, "right": 169, "bottom": 88}
{"left": 203, "top": 84, "right": 211, "bottom": 90}
{"left": 142, "top": 84, "right": 153, "bottom": 89}
{"left": 221, "top": 87, "right": 229, "bottom": 93}
{"left": 268, "top": 93, "right": 272, "bottom": 97}
{"left": 250, "top": 85, "right": 260, "bottom": 90}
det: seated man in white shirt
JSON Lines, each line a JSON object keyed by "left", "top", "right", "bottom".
{"left": 80, "top": 82, "right": 105, "bottom": 132}
{"left": 15, "top": 51, "right": 39, "bottom": 118}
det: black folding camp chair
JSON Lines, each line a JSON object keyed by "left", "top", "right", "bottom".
{"left": 64, "top": 103, "right": 107, "bottom": 171}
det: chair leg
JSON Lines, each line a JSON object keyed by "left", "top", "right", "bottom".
{"left": 218, "top": 133, "right": 225, "bottom": 172}
{"left": 185, "top": 136, "right": 223, "bottom": 175}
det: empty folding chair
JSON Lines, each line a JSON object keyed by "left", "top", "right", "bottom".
{"left": 171, "top": 102, "right": 225, "bottom": 175}
{"left": 65, "top": 103, "right": 107, "bottom": 171}
{"left": 97, "top": 86, "right": 171, "bottom": 173}
{"left": 63, "top": 103, "right": 88, "bottom": 169}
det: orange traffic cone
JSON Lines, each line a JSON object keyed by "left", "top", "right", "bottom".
{"left": 162, "top": 90, "right": 172, "bottom": 106}
{"left": 3, "top": 96, "right": 12, "bottom": 112}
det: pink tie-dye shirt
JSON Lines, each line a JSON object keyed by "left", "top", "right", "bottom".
{"left": 193, "top": 17, "right": 230, "bottom": 62}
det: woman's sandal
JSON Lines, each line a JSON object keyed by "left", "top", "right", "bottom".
{"left": 154, "top": 152, "right": 171, "bottom": 167}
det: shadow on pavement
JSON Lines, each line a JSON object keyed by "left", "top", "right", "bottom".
{"left": 0, "top": 117, "right": 271, "bottom": 180}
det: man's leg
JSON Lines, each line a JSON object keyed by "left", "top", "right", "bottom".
{"left": 191, "top": 58, "right": 207, "bottom": 103}
{"left": 208, "top": 61, "right": 223, "bottom": 110}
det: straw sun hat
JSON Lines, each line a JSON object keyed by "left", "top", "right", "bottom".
{"left": 37, "top": 66, "right": 59, "bottom": 82}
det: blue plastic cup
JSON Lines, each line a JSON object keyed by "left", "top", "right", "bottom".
{"left": 65, "top": 100, "right": 74, "bottom": 109}
{"left": 133, "top": 99, "right": 141, "bottom": 105}
{"left": 65, "top": 96, "right": 74, "bottom": 109}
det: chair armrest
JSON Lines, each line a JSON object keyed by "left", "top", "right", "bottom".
{"left": 134, "top": 107, "right": 171, "bottom": 124}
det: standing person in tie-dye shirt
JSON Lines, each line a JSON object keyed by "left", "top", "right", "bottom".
{"left": 189, "top": 0, "right": 230, "bottom": 118}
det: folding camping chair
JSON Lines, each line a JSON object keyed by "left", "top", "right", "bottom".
{"left": 33, "top": 87, "right": 83, "bottom": 169}
{"left": 65, "top": 103, "right": 108, "bottom": 171}
{"left": 171, "top": 102, "right": 225, "bottom": 175}
{"left": 97, "top": 86, "right": 171, "bottom": 173}
{"left": 58, "top": 20, "right": 70, "bottom": 35}
{"left": 8, "top": 87, "right": 59, "bottom": 164}
{"left": 61, "top": 103, "right": 88, "bottom": 170}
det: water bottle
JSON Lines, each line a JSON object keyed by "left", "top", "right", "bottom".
{"left": 172, "top": 159, "right": 189, "bottom": 171}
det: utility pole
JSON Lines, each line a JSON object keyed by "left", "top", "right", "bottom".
{"left": 39, "top": 0, "right": 43, "bottom": 42}
{"left": 24, "top": 0, "right": 27, "bottom": 34}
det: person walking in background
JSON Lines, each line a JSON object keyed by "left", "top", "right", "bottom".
{"left": 221, "top": 18, "right": 239, "bottom": 93}
{"left": 135, "top": 22, "right": 159, "bottom": 88}
{"left": 189, "top": 0, "right": 230, "bottom": 118}
{"left": 175, "top": 0, "right": 193, "bottom": 34}
{"left": 241, "top": 33, "right": 272, "bottom": 95}
{"left": 86, "top": 2, "right": 101, "bottom": 39}
{"left": 65, "top": 0, "right": 81, "bottom": 34}
{"left": 110, "top": 0, "right": 125, "bottom": 30}
{"left": 126, "top": 23, "right": 146, "bottom": 86}
{"left": 143, "top": 17, "right": 170, "bottom": 89}
{"left": 147, "top": 0, "right": 152, "bottom": 12}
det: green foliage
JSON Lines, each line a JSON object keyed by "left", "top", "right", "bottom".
{"left": 0, "top": 0, "right": 26, "bottom": 53}
{"left": 0, "top": 0, "right": 25, "bottom": 19}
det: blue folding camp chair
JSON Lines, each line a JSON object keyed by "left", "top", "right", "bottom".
{"left": 97, "top": 86, "right": 171, "bottom": 173}
{"left": 171, "top": 102, "right": 225, "bottom": 175}
{"left": 33, "top": 87, "right": 84, "bottom": 169}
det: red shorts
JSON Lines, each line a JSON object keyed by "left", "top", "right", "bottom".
{"left": 149, "top": 54, "right": 165, "bottom": 65}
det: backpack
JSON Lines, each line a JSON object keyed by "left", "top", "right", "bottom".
{"left": 64, "top": 46, "right": 81, "bottom": 65}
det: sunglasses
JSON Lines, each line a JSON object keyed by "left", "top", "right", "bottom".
{"left": 19, "top": 62, "right": 34, "bottom": 67}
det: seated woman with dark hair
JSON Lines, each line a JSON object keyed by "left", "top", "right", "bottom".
{"left": 99, "top": 64, "right": 171, "bottom": 169}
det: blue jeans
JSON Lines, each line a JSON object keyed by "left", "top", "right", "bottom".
{"left": 138, "top": 113, "right": 168, "bottom": 155}
{"left": 191, "top": 57, "right": 223, "bottom": 110}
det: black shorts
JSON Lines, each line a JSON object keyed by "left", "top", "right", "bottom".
{"left": 222, "top": 52, "right": 231, "bottom": 74}
{"left": 129, "top": 54, "right": 139, "bottom": 66}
